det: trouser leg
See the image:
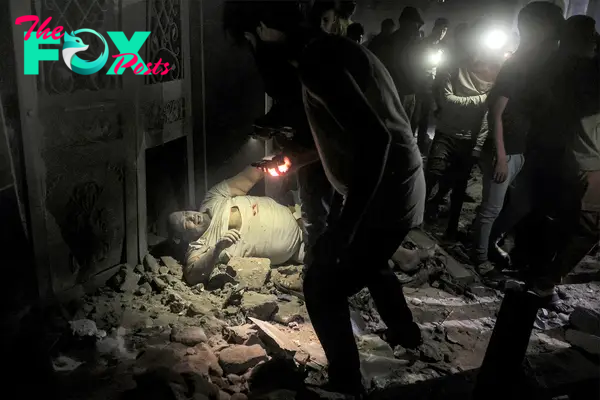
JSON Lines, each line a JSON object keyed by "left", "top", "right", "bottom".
{"left": 472, "top": 155, "right": 524, "bottom": 265}
{"left": 303, "top": 225, "right": 413, "bottom": 393}
{"left": 296, "top": 163, "right": 334, "bottom": 265}
{"left": 417, "top": 93, "right": 433, "bottom": 156}
{"left": 447, "top": 157, "right": 475, "bottom": 236}
{"left": 425, "top": 133, "right": 455, "bottom": 204}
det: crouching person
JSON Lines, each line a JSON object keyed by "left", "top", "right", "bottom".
{"left": 168, "top": 166, "right": 304, "bottom": 286}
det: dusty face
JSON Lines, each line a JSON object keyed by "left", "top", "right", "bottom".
{"left": 169, "top": 211, "right": 211, "bottom": 242}
{"left": 321, "top": 9, "right": 337, "bottom": 33}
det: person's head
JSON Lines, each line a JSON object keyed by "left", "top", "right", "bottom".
{"left": 561, "top": 15, "right": 598, "bottom": 58}
{"left": 223, "top": 1, "right": 304, "bottom": 50}
{"left": 309, "top": 1, "right": 337, "bottom": 33}
{"left": 399, "top": 6, "right": 424, "bottom": 34}
{"left": 168, "top": 211, "right": 212, "bottom": 244}
{"left": 381, "top": 18, "right": 395, "bottom": 35}
{"left": 517, "top": 1, "right": 564, "bottom": 49}
{"left": 432, "top": 17, "right": 449, "bottom": 42}
{"left": 346, "top": 22, "right": 365, "bottom": 43}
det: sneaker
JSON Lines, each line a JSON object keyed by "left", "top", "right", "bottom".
{"left": 475, "top": 261, "right": 495, "bottom": 275}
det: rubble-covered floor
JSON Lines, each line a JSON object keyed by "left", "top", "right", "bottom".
{"left": 45, "top": 169, "right": 600, "bottom": 400}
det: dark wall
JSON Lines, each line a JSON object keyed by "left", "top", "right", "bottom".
{"left": 192, "top": 0, "right": 267, "bottom": 204}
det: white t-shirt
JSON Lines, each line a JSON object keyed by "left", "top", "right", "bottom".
{"left": 188, "top": 181, "right": 303, "bottom": 265}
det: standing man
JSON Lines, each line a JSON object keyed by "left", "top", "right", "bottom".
{"left": 224, "top": 2, "right": 425, "bottom": 396}
{"left": 367, "top": 18, "right": 395, "bottom": 52}
{"left": 371, "top": 6, "right": 424, "bottom": 123}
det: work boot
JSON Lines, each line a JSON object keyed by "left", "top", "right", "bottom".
{"left": 476, "top": 261, "right": 507, "bottom": 289}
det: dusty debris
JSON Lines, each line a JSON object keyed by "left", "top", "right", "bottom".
{"left": 241, "top": 292, "right": 278, "bottom": 320}
{"left": 171, "top": 326, "right": 208, "bottom": 346}
{"left": 69, "top": 319, "right": 105, "bottom": 339}
{"left": 219, "top": 344, "right": 268, "bottom": 375}
{"left": 273, "top": 298, "right": 307, "bottom": 325}
{"left": 249, "top": 318, "right": 300, "bottom": 354}
{"left": 151, "top": 276, "right": 168, "bottom": 293}
{"left": 419, "top": 342, "right": 444, "bottom": 363}
{"left": 109, "top": 265, "right": 141, "bottom": 293}
{"left": 53, "top": 355, "right": 83, "bottom": 372}
{"left": 569, "top": 306, "right": 600, "bottom": 336}
{"left": 565, "top": 329, "right": 600, "bottom": 356}
{"left": 167, "top": 292, "right": 188, "bottom": 314}
{"left": 226, "top": 324, "right": 260, "bottom": 345}
{"left": 357, "top": 334, "right": 394, "bottom": 358}
{"left": 161, "top": 256, "right": 183, "bottom": 277}
{"left": 143, "top": 254, "right": 161, "bottom": 275}
{"left": 228, "top": 257, "right": 271, "bottom": 290}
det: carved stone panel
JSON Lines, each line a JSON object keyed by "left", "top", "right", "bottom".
{"left": 36, "top": 0, "right": 122, "bottom": 94}
{"left": 39, "top": 104, "right": 125, "bottom": 292}
{"left": 146, "top": 0, "right": 183, "bottom": 84}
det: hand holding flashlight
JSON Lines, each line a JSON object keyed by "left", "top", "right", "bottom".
{"left": 252, "top": 154, "right": 293, "bottom": 177}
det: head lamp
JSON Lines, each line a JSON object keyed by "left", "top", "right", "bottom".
{"left": 483, "top": 29, "right": 508, "bottom": 50}
{"left": 428, "top": 49, "right": 444, "bottom": 66}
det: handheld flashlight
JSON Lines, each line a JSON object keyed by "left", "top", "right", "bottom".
{"left": 428, "top": 49, "right": 444, "bottom": 66}
{"left": 252, "top": 154, "right": 293, "bottom": 177}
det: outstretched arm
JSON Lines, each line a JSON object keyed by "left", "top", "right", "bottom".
{"left": 225, "top": 166, "right": 265, "bottom": 197}
{"left": 183, "top": 230, "right": 241, "bottom": 285}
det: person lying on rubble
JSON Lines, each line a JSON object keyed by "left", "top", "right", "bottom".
{"left": 169, "top": 165, "right": 435, "bottom": 286}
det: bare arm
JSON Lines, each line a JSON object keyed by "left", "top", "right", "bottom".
{"left": 490, "top": 96, "right": 509, "bottom": 161}
{"left": 225, "top": 166, "right": 265, "bottom": 197}
{"left": 183, "top": 246, "right": 222, "bottom": 286}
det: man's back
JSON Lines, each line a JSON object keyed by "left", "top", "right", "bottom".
{"left": 299, "top": 35, "right": 425, "bottom": 227}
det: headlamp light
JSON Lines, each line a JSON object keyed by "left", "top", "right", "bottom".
{"left": 483, "top": 29, "right": 508, "bottom": 50}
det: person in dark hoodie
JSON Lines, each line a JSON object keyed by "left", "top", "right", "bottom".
{"left": 367, "top": 18, "right": 395, "bottom": 52}
{"left": 371, "top": 6, "right": 424, "bottom": 123}
{"left": 224, "top": 2, "right": 425, "bottom": 396}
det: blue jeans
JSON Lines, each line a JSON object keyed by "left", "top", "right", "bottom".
{"left": 472, "top": 154, "right": 525, "bottom": 264}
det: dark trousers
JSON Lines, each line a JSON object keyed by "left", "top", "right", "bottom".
{"left": 401, "top": 94, "right": 417, "bottom": 129}
{"left": 303, "top": 225, "right": 414, "bottom": 392}
{"left": 296, "top": 163, "right": 341, "bottom": 265}
{"left": 415, "top": 92, "right": 433, "bottom": 155}
{"left": 425, "top": 133, "right": 475, "bottom": 234}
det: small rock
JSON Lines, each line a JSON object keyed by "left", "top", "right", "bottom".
{"left": 144, "top": 254, "right": 160, "bottom": 274}
{"left": 152, "top": 277, "right": 168, "bottom": 293}
{"left": 109, "top": 265, "right": 140, "bottom": 293}
{"left": 231, "top": 394, "right": 248, "bottom": 400}
{"left": 135, "top": 264, "right": 145, "bottom": 275}
{"left": 220, "top": 391, "right": 232, "bottom": 400}
{"left": 227, "top": 257, "right": 271, "bottom": 290}
{"left": 187, "top": 302, "right": 210, "bottom": 317}
{"left": 187, "top": 347, "right": 197, "bottom": 355}
{"left": 241, "top": 292, "right": 278, "bottom": 320}
{"left": 161, "top": 256, "right": 182, "bottom": 276}
{"left": 136, "top": 282, "right": 152, "bottom": 296}
{"left": 159, "top": 266, "right": 169, "bottom": 275}
{"left": 171, "top": 326, "right": 208, "bottom": 346}
{"left": 226, "top": 325, "right": 260, "bottom": 345}
{"left": 420, "top": 343, "right": 444, "bottom": 363}
{"left": 208, "top": 269, "right": 239, "bottom": 291}
{"left": 288, "top": 322, "right": 299, "bottom": 330}
{"left": 570, "top": 307, "right": 600, "bottom": 336}
{"left": 273, "top": 299, "right": 307, "bottom": 325}
{"left": 227, "top": 374, "right": 242, "bottom": 385}
{"left": 219, "top": 344, "right": 268, "bottom": 375}
{"left": 168, "top": 292, "right": 188, "bottom": 314}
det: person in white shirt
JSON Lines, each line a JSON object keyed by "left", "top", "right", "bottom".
{"left": 169, "top": 165, "right": 434, "bottom": 287}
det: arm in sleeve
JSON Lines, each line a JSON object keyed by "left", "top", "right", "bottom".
{"left": 439, "top": 72, "right": 487, "bottom": 111}
{"left": 474, "top": 110, "right": 490, "bottom": 153}
{"left": 301, "top": 62, "right": 392, "bottom": 242}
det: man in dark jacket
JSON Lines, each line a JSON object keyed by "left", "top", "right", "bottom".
{"left": 224, "top": 2, "right": 425, "bottom": 395}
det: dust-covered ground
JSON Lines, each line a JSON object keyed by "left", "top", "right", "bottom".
{"left": 45, "top": 168, "right": 600, "bottom": 399}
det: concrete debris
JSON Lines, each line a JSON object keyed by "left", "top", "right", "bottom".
{"left": 249, "top": 317, "right": 300, "bottom": 354}
{"left": 360, "top": 353, "right": 410, "bottom": 390}
{"left": 151, "top": 276, "right": 168, "bottom": 293}
{"left": 171, "top": 326, "right": 208, "bottom": 346}
{"left": 136, "top": 282, "right": 153, "bottom": 296}
{"left": 419, "top": 342, "right": 444, "bottom": 363}
{"left": 565, "top": 329, "right": 600, "bottom": 356}
{"left": 159, "top": 266, "right": 169, "bottom": 275}
{"left": 53, "top": 355, "right": 83, "bottom": 372}
{"left": 273, "top": 298, "right": 307, "bottom": 325}
{"left": 357, "top": 334, "right": 394, "bottom": 358}
{"left": 96, "top": 334, "right": 136, "bottom": 360}
{"left": 228, "top": 257, "right": 271, "bottom": 290}
{"left": 161, "top": 256, "right": 183, "bottom": 277}
{"left": 569, "top": 306, "right": 600, "bottom": 336}
{"left": 208, "top": 267, "right": 239, "bottom": 291}
{"left": 175, "top": 343, "right": 223, "bottom": 377}
{"left": 219, "top": 344, "right": 268, "bottom": 375}
{"left": 167, "top": 292, "right": 188, "bottom": 314}
{"left": 69, "top": 319, "right": 105, "bottom": 339}
{"left": 143, "top": 254, "right": 161, "bottom": 275}
{"left": 226, "top": 324, "right": 260, "bottom": 345}
{"left": 109, "top": 265, "right": 141, "bottom": 293}
{"left": 241, "top": 292, "right": 278, "bottom": 320}
{"left": 231, "top": 394, "right": 249, "bottom": 400}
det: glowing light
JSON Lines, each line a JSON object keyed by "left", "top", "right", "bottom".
{"left": 428, "top": 49, "right": 443, "bottom": 66}
{"left": 484, "top": 29, "right": 508, "bottom": 50}
{"left": 266, "top": 156, "right": 292, "bottom": 177}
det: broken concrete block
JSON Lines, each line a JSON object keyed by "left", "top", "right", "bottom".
{"left": 359, "top": 353, "right": 410, "bottom": 388}
{"left": 136, "top": 282, "right": 153, "bottom": 296}
{"left": 357, "top": 334, "right": 394, "bottom": 358}
{"left": 161, "top": 256, "right": 183, "bottom": 276}
{"left": 565, "top": 329, "right": 600, "bottom": 356}
{"left": 570, "top": 307, "right": 600, "bottom": 336}
{"left": 241, "top": 293, "right": 278, "bottom": 320}
{"left": 419, "top": 342, "right": 444, "bottom": 363}
{"left": 159, "top": 266, "right": 169, "bottom": 275}
{"left": 273, "top": 299, "right": 307, "bottom": 325}
{"left": 151, "top": 276, "right": 168, "bottom": 293}
{"left": 249, "top": 317, "right": 300, "bottom": 354}
{"left": 167, "top": 292, "right": 188, "bottom": 314}
{"left": 108, "top": 265, "right": 141, "bottom": 293}
{"left": 226, "top": 325, "right": 260, "bottom": 345}
{"left": 227, "top": 257, "right": 271, "bottom": 290}
{"left": 171, "top": 326, "right": 208, "bottom": 346}
{"left": 144, "top": 254, "right": 161, "bottom": 274}
{"left": 208, "top": 268, "right": 239, "bottom": 291}
{"left": 219, "top": 345, "right": 268, "bottom": 375}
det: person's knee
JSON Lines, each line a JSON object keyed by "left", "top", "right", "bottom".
{"left": 478, "top": 204, "right": 503, "bottom": 221}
